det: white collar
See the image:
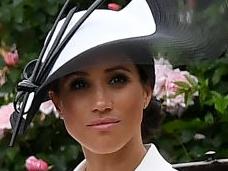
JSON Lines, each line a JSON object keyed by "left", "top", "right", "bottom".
{"left": 74, "top": 144, "right": 177, "bottom": 171}
{"left": 135, "top": 144, "right": 177, "bottom": 171}
{"left": 74, "top": 159, "right": 86, "bottom": 171}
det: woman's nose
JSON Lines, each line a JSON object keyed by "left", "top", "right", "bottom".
{"left": 91, "top": 88, "right": 113, "bottom": 113}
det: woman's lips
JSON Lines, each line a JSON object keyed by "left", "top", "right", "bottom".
{"left": 86, "top": 117, "right": 121, "bottom": 131}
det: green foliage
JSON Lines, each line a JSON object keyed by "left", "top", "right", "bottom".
{"left": 155, "top": 54, "right": 228, "bottom": 163}
{"left": 174, "top": 74, "right": 198, "bottom": 105}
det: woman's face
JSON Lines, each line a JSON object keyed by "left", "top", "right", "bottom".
{"left": 50, "top": 55, "right": 152, "bottom": 154}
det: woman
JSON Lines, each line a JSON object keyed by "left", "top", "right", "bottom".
{"left": 43, "top": 0, "right": 177, "bottom": 169}
{"left": 47, "top": 52, "right": 175, "bottom": 170}
{"left": 48, "top": 54, "right": 177, "bottom": 171}
{"left": 11, "top": 0, "right": 220, "bottom": 170}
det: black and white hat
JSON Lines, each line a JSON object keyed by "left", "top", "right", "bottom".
{"left": 9, "top": 0, "right": 227, "bottom": 146}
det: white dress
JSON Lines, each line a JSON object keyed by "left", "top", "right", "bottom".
{"left": 73, "top": 144, "right": 177, "bottom": 171}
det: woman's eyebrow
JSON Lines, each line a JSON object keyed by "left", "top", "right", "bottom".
{"left": 65, "top": 71, "right": 89, "bottom": 78}
{"left": 64, "top": 65, "right": 131, "bottom": 79}
{"left": 105, "top": 65, "right": 131, "bottom": 73}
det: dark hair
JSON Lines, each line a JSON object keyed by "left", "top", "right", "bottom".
{"left": 135, "top": 64, "right": 165, "bottom": 143}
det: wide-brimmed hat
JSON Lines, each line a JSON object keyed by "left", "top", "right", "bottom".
{"left": 9, "top": 0, "right": 227, "bottom": 146}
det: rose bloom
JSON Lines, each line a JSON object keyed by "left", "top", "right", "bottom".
{"left": 154, "top": 58, "right": 198, "bottom": 115}
{"left": 0, "top": 103, "right": 13, "bottom": 139}
{"left": 25, "top": 156, "right": 48, "bottom": 171}
{"left": 108, "top": 3, "right": 122, "bottom": 11}
{"left": 0, "top": 48, "right": 19, "bottom": 67}
{"left": 39, "top": 100, "right": 59, "bottom": 117}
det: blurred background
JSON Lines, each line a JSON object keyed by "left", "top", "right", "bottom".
{"left": 0, "top": 0, "right": 228, "bottom": 170}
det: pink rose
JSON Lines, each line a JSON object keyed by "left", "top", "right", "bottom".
{"left": 108, "top": 3, "right": 121, "bottom": 11}
{"left": 164, "top": 69, "right": 189, "bottom": 107}
{"left": 0, "top": 103, "right": 13, "bottom": 139}
{"left": 25, "top": 156, "right": 48, "bottom": 171}
{"left": 39, "top": 100, "right": 59, "bottom": 117}
{"left": 0, "top": 48, "right": 19, "bottom": 67}
{"left": 154, "top": 58, "right": 198, "bottom": 115}
{"left": 154, "top": 58, "right": 174, "bottom": 100}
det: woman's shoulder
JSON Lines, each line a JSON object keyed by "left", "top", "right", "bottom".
{"left": 73, "top": 143, "right": 178, "bottom": 171}
{"left": 135, "top": 143, "right": 178, "bottom": 171}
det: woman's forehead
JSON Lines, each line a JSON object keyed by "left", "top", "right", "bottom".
{"left": 63, "top": 65, "right": 134, "bottom": 81}
{"left": 70, "top": 64, "right": 136, "bottom": 76}
{"left": 71, "top": 53, "right": 134, "bottom": 71}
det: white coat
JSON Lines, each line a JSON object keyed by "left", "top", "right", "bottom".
{"left": 74, "top": 144, "right": 177, "bottom": 171}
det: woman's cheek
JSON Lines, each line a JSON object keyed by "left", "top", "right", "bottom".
{"left": 61, "top": 96, "right": 90, "bottom": 138}
{"left": 62, "top": 111, "right": 85, "bottom": 142}
{"left": 114, "top": 85, "right": 144, "bottom": 124}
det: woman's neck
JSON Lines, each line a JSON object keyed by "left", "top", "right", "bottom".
{"left": 82, "top": 136, "right": 147, "bottom": 171}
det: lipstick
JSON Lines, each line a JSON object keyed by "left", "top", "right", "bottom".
{"left": 86, "top": 117, "right": 121, "bottom": 131}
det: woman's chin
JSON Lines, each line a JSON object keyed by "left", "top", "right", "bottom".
{"left": 82, "top": 140, "right": 127, "bottom": 155}
{"left": 87, "top": 146, "right": 122, "bottom": 155}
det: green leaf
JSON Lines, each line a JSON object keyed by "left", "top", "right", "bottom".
{"left": 214, "top": 98, "right": 228, "bottom": 114}
{"left": 0, "top": 6, "right": 12, "bottom": 22}
{"left": 199, "top": 79, "right": 210, "bottom": 105}
{"left": 174, "top": 81, "right": 190, "bottom": 89}
{"left": 163, "top": 119, "right": 203, "bottom": 134}
{"left": 204, "top": 113, "right": 214, "bottom": 124}
{"left": 210, "top": 91, "right": 228, "bottom": 114}
{"left": 181, "top": 130, "right": 194, "bottom": 143}
{"left": 0, "top": 58, "right": 5, "bottom": 67}
{"left": 45, "top": 4, "right": 59, "bottom": 16}
{"left": 185, "top": 74, "right": 197, "bottom": 87}
{"left": 49, "top": 154, "right": 67, "bottom": 171}
{"left": 8, "top": 69, "right": 20, "bottom": 83}
{"left": 212, "top": 66, "right": 228, "bottom": 85}
{"left": 13, "top": 6, "right": 24, "bottom": 24}
{"left": 13, "top": 0, "right": 23, "bottom": 6}
{"left": 6, "top": 147, "right": 19, "bottom": 161}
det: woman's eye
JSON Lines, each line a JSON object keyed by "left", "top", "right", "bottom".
{"left": 70, "top": 79, "right": 88, "bottom": 90}
{"left": 109, "top": 74, "right": 129, "bottom": 86}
